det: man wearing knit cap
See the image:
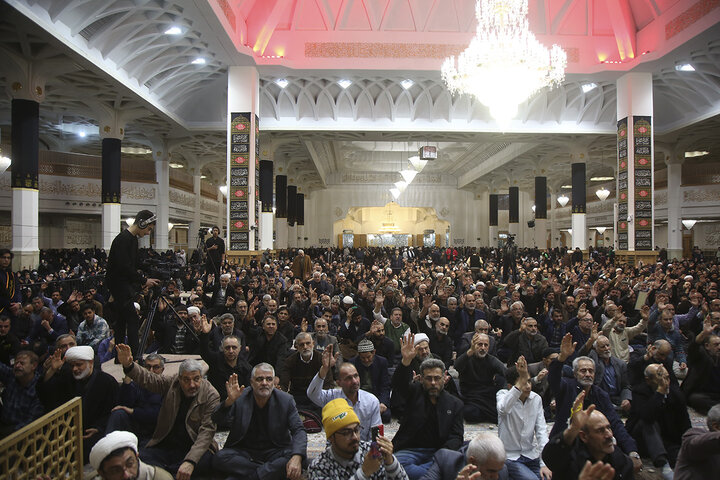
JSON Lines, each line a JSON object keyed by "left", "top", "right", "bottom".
{"left": 38, "top": 345, "right": 119, "bottom": 462}
{"left": 89, "top": 430, "right": 172, "bottom": 480}
{"left": 308, "top": 398, "right": 408, "bottom": 480}
{"left": 350, "top": 338, "right": 393, "bottom": 423}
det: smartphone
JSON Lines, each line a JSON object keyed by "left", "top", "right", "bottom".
{"left": 370, "top": 425, "right": 383, "bottom": 458}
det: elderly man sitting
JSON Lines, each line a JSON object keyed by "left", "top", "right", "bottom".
{"left": 420, "top": 433, "right": 509, "bottom": 480}
{"left": 212, "top": 364, "right": 306, "bottom": 480}
{"left": 89, "top": 431, "right": 172, "bottom": 480}
{"left": 38, "top": 345, "right": 118, "bottom": 462}
{"left": 116, "top": 344, "right": 219, "bottom": 480}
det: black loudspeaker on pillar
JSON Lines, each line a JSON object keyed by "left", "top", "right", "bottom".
{"left": 259, "top": 160, "right": 273, "bottom": 212}
{"left": 287, "top": 185, "right": 297, "bottom": 226}
{"left": 489, "top": 194, "right": 499, "bottom": 227}
{"left": 275, "top": 175, "right": 287, "bottom": 218}
{"left": 509, "top": 187, "right": 519, "bottom": 224}
{"left": 296, "top": 193, "right": 305, "bottom": 225}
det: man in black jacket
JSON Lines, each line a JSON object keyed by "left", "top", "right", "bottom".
{"left": 198, "top": 315, "right": 251, "bottom": 401}
{"left": 106, "top": 210, "right": 159, "bottom": 356}
{"left": 391, "top": 333, "right": 464, "bottom": 480}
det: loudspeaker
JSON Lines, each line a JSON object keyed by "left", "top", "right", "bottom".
{"left": 528, "top": 220, "right": 535, "bottom": 228}
{"left": 275, "top": 175, "right": 287, "bottom": 218}
{"left": 259, "top": 160, "right": 273, "bottom": 212}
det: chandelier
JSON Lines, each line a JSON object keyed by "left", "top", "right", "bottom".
{"left": 442, "top": 0, "right": 567, "bottom": 125}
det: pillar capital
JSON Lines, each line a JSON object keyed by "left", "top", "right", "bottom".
{"left": 4, "top": 52, "right": 46, "bottom": 103}
{"left": 95, "top": 107, "right": 127, "bottom": 140}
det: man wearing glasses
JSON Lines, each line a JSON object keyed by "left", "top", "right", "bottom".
{"left": 212, "top": 363, "right": 306, "bottom": 480}
{"left": 308, "top": 398, "right": 408, "bottom": 480}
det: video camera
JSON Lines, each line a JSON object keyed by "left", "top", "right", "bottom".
{"left": 141, "top": 258, "right": 182, "bottom": 281}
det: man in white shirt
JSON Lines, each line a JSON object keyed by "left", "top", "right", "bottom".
{"left": 307, "top": 344, "right": 382, "bottom": 442}
{"left": 497, "top": 355, "right": 552, "bottom": 480}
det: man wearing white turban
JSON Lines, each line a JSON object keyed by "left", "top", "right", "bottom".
{"left": 89, "top": 430, "right": 172, "bottom": 480}
{"left": 38, "top": 345, "right": 119, "bottom": 462}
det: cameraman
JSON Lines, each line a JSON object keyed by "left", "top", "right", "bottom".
{"left": 503, "top": 235, "right": 518, "bottom": 283}
{"left": 205, "top": 226, "right": 225, "bottom": 278}
{"left": 106, "top": 210, "right": 160, "bottom": 357}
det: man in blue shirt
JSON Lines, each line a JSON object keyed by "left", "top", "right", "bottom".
{"left": 0, "top": 350, "right": 44, "bottom": 435}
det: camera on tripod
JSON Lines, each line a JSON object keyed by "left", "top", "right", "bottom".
{"left": 142, "top": 258, "right": 182, "bottom": 281}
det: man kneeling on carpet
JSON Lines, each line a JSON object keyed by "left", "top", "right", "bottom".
{"left": 89, "top": 431, "right": 172, "bottom": 480}
{"left": 308, "top": 398, "right": 408, "bottom": 480}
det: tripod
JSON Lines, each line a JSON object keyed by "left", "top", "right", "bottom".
{"left": 137, "top": 287, "right": 198, "bottom": 361}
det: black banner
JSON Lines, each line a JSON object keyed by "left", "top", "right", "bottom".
{"left": 508, "top": 187, "right": 519, "bottom": 224}
{"left": 259, "top": 160, "right": 273, "bottom": 212}
{"left": 489, "top": 194, "right": 499, "bottom": 226}
{"left": 11, "top": 99, "right": 39, "bottom": 190}
{"left": 534, "top": 177, "right": 547, "bottom": 219}
{"left": 102, "top": 138, "right": 121, "bottom": 203}
{"left": 571, "top": 163, "right": 586, "bottom": 214}
{"left": 287, "top": 185, "right": 297, "bottom": 226}
{"left": 297, "top": 193, "right": 305, "bottom": 226}
{"left": 275, "top": 175, "right": 287, "bottom": 218}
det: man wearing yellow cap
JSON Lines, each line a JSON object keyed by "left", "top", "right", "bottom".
{"left": 308, "top": 398, "right": 408, "bottom": 480}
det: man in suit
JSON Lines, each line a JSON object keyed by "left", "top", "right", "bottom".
{"left": 392, "top": 333, "right": 464, "bottom": 480}
{"left": 588, "top": 335, "right": 632, "bottom": 413}
{"left": 212, "top": 363, "right": 306, "bottom": 480}
{"left": 420, "top": 433, "right": 509, "bottom": 480}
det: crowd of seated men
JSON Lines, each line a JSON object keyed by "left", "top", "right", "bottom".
{"left": 1, "top": 244, "right": 720, "bottom": 480}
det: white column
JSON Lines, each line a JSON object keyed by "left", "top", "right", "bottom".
{"left": 489, "top": 226, "right": 498, "bottom": 248}
{"left": 188, "top": 174, "right": 202, "bottom": 254}
{"left": 571, "top": 214, "right": 587, "bottom": 251}
{"left": 276, "top": 217, "right": 289, "bottom": 249}
{"left": 227, "top": 66, "right": 260, "bottom": 251}
{"left": 12, "top": 189, "right": 39, "bottom": 269}
{"left": 101, "top": 204, "right": 121, "bottom": 251}
{"left": 260, "top": 212, "right": 274, "bottom": 250}
{"left": 666, "top": 157, "right": 683, "bottom": 260}
{"left": 617, "top": 72, "right": 654, "bottom": 251}
{"left": 550, "top": 192, "right": 558, "bottom": 248}
{"left": 288, "top": 224, "right": 297, "bottom": 248}
{"left": 535, "top": 219, "right": 547, "bottom": 249}
{"left": 154, "top": 155, "right": 170, "bottom": 250}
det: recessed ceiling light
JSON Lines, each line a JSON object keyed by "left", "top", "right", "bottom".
{"left": 121, "top": 146, "right": 152, "bottom": 155}
{"left": 400, "top": 79, "right": 414, "bottom": 89}
{"left": 675, "top": 63, "right": 695, "bottom": 72}
{"left": 191, "top": 57, "right": 206, "bottom": 65}
{"left": 561, "top": 184, "right": 572, "bottom": 189}
{"left": 169, "top": 162, "right": 184, "bottom": 169}
{"left": 685, "top": 151, "right": 709, "bottom": 158}
{"left": 78, "top": 131, "right": 86, "bottom": 138}
{"left": 581, "top": 83, "right": 597, "bottom": 93}
{"left": 200, "top": 175, "right": 207, "bottom": 179}
{"left": 275, "top": 78, "right": 289, "bottom": 88}
{"left": 590, "top": 176, "right": 614, "bottom": 181}
{"left": 337, "top": 79, "right": 352, "bottom": 89}
{"left": 164, "top": 26, "right": 182, "bottom": 35}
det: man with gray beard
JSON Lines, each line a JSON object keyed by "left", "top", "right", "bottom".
{"left": 601, "top": 305, "right": 648, "bottom": 362}
{"left": 588, "top": 335, "right": 632, "bottom": 413}
{"left": 279, "top": 332, "right": 332, "bottom": 414}
{"left": 454, "top": 333, "right": 507, "bottom": 423}
{"left": 38, "top": 345, "right": 118, "bottom": 462}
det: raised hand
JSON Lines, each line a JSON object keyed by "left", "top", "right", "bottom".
{"left": 400, "top": 333, "right": 417, "bottom": 365}
{"left": 200, "top": 315, "right": 213, "bottom": 334}
{"left": 225, "top": 373, "right": 245, "bottom": 404}
{"left": 578, "top": 460, "right": 615, "bottom": 480}
{"left": 49, "top": 348, "right": 64, "bottom": 371}
{"left": 115, "top": 344, "right": 134, "bottom": 368}
{"left": 558, "top": 333, "right": 576, "bottom": 362}
{"left": 321, "top": 344, "right": 337, "bottom": 370}
{"left": 515, "top": 355, "right": 530, "bottom": 384}
{"left": 569, "top": 390, "right": 595, "bottom": 432}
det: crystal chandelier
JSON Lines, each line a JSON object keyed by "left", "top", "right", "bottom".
{"left": 442, "top": 0, "right": 567, "bottom": 125}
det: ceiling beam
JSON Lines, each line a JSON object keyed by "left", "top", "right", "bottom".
{"left": 253, "top": 0, "right": 285, "bottom": 55}
{"left": 457, "top": 143, "right": 538, "bottom": 188}
{"left": 606, "top": 0, "right": 637, "bottom": 60}
{"left": 303, "top": 140, "right": 328, "bottom": 187}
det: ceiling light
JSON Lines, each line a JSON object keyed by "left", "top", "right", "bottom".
{"left": 682, "top": 219, "right": 697, "bottom": 229}
{"left": 164, "top": 26, "right": 182, "bottom": 35}
{"left": 168, "top": 162, "right": 184, "bottom": 169}
{"left": 531, "top": 204, "right": 536, "bottom": 212}
{"left": 441, "top": 0, "right": 566, "bottom": 125}
{"left": 121, "top": 146, "right": 152, "bottom": 155}
{"left": 685, "top": 151, "right": 709, "bottom": 158}
{"left": 394, "top": 181, "right": 408, "bottom": 192}
{"left": 557, "top": 194, "right": 569, "bottom": 207}
{"left": 560, "top": 184, "right": 572, "bottom": 189}
{"left": 401, "top": 79, "right": 414, "bottom": 89}
{"left": 78, "top": 131, "right": 86, "bottom": 138}
{"left": 596, "top": 187, "right": 610, "bottom": 201}
{"left": 191, "top": 57, "right": 206, "bottom": 65}
{"left": 125, "top": 218, "right": 135, "bottom": 226}
{"left": 337, "top": 79, "right": 352, "bottom": 89}
{"left": 675, "top": 64, "right": 695, "bottom": 72}
{"left": 219, "top": 185, "right": 228, "bottom": 197}
{"left": 595, "top": 227, "right": 607, "bottom": 234}
{"left": 168, "top": 223, "right": 174, "bottom": 230}
{"left": 200, "top": 175, "right": 207, "bottom": 179}
{"left": 389, "top": 188, "right": 401, "bottom": 200}
{"left": 590, "top": 176, "right": 614, "bottom": 181}
{"left": 275, "top": 78, "right": 289, "bottom": 88}
{"left": 408, "top": 156, "right": 428, "bottom": 172}
{"left": 581, "top": 83, "right": 597, "bottom": 93}
{"left": 400, "top": 169, "right": 418, "bottom": 184}
{"left": 0, "top": 155, "right": 11, "bottom": 172}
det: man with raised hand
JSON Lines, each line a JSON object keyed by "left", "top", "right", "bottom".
{"left": 212, "top": 365, "right": 306, "bottom": 480}
{"left": 115, "top": 344, "right": 218, "bottom": 480}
